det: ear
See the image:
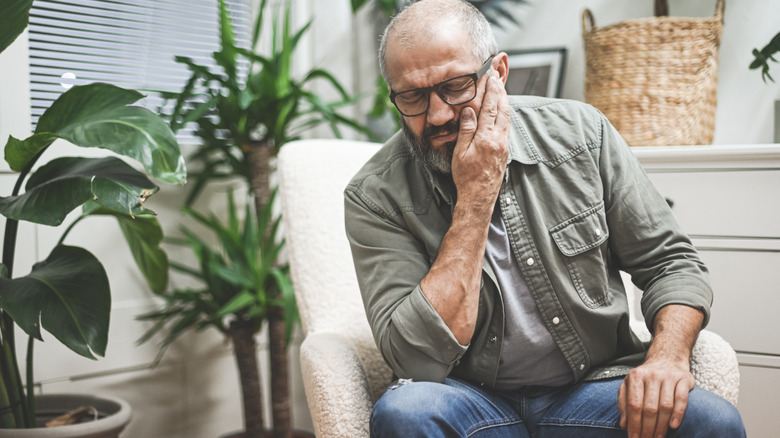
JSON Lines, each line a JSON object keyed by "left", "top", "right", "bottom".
{"left": 494, "top": 52, "right": 509, "bottom": 86}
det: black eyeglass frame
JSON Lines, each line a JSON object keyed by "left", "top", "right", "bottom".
{"left": 389, "top": 56, "right": 495, "bottom": 117}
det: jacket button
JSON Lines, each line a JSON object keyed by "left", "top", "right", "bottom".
{"left": 580, "top": 364, "right": 586, "bottom": 370}
{"left": 490, "top": 336, "right": 497, "bottom": 343}
{"left": 526, "top": 257, "right": 535, "bottom": 266}
{"left": 552, "top": 317, "right": 560, "bottom": 325}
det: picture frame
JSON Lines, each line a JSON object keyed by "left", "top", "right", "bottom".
{"left": 504, "top": 47, "right": 567, "bottom": 98}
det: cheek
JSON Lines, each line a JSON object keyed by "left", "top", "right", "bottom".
{"left": 404, "top": 117, "right": 426, "bottom": 136}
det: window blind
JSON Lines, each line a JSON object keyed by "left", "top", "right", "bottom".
{"left": 28, "top": 0, "right": 250, "bottom": 143}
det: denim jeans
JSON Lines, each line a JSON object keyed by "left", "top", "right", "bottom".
{"left": 370, "top": 377, "right": 745, "bottom": 437}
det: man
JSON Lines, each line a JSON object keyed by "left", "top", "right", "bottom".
{"left": 344, "top": 0, "right": 745, "bottom": 437}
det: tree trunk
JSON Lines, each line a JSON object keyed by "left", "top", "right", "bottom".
{"left": 229, "top": 321, "right": 264, "bottom": 438}
{"left": 269, "top": 310, "right": 291, "bottom": 438}
{"left": 244, "top": 142, "right": 292, "bottom": 438}
{"left": 654, "top": 0, "right": 668, "bottom": 16}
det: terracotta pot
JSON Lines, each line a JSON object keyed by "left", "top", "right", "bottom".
{"left": 0, "top": 394, "right": 132, "bottom": 438}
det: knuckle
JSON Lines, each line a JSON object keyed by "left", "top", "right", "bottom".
{"left": 643, "top": 405, "right": 659, "bottom": 416}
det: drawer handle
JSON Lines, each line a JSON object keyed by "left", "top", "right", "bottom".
{"left": 665, "top": 197, "right": 675, "bottom": 208}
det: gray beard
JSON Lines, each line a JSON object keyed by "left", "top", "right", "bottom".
{"left": 401, "top": 120, "right": 458, "bottom": 175}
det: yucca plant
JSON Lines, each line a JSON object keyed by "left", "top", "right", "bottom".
{"left": 138, "top": 189, "right": 292, "bottom": 438}
{"left": 155, "top": 0, "right": 368, "bottom": 436}
{"left": 0, "top": 0, "right": 187, "bottom": 429}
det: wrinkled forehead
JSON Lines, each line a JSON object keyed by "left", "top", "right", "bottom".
{"left": 384, "top": 21, "right": 477, "bottom": 88}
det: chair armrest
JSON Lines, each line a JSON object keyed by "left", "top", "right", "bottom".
{"left": 299, "top": 332, "right": 381, "bottom": 438}
{"left": 690, "top": 330, "right": 740, "bottom": 407}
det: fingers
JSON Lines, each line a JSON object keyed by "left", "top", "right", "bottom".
{"left": 453, "top": 106, "right": 477, "bottom": 156}
{"left": 620, "top": 365, "right": 695, "bottom": 438}
{"left": 670, "top": 377, "right": 692, "bottom": 429}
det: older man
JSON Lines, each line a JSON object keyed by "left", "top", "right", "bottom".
{"left": 344, "top": 0, "right": 745, "bottom": 437}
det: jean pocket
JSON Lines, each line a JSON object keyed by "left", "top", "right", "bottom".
{"left": 549, "top": 202, "right": 610, "bottom": 308}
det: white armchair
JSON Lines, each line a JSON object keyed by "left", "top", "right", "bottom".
{"left": 277, "top": 139, "right": 740, "bottom": 438}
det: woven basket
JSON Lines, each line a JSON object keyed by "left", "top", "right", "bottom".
{"left": 582, "top": 0, "right": 725, "bottom": 146}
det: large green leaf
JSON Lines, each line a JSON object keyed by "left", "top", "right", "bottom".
{"left": 0, "top": 245, "right": 110, "bottom": 359}
{"left": 0, "top": 0, "right": 33, "bottom": 54}
{"left": 0, "top": 156, "right": 159, "bottom": 226}
{"left": 83, "top": 203, "right": 169, "bottom": 293}
{"left": 4, "top": 83, "right": 186, "bottom": 185}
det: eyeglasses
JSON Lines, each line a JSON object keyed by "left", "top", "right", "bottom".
{"left": 389, "top": 56, "right": 494, "bottom": 117}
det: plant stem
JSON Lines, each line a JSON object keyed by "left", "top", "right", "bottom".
{"left": 24, "top": 335, "right": 35, "bottom": 426}
{"left": 0, "top": 138, "right": 49, "bottom": 428}
{"left": 268, "top": 313, "right": 290, "bottom": 438}
{"left": 229, "top": 320, "right": 264, "bottom": 437}
{"left": 654, "top": 0, "right": 668, "bottom": 16}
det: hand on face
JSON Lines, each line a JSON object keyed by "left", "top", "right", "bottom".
{"left": 450, "top": 69, "right": 510, "bottom": 207}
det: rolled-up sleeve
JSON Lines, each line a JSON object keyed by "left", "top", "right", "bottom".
{"left": 595, "top": 111, "right": 713, "bottom": 330}
{"left": 344, "top": 188, "right": 467, "bottom": 382}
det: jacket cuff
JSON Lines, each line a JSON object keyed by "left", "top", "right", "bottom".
{"left": 641, "top": 274, "right": 713, "bottom": 331}
{"left": 393, "top": 284, "right": 469, "bottom": 365}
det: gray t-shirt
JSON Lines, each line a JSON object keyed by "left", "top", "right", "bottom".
{"left": 485, "top": 202, "right": 573, "bottom": 390}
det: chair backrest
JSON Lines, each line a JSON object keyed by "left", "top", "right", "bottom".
{"left": 277, "top": 139, "right": 382, "bottom": 337}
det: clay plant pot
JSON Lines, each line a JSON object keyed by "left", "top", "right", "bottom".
{"left": 0, "top": 394, "right": 132, "bottom": 438}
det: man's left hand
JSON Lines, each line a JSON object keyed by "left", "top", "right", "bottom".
{"left": 618, "top": 304, "right": 704, "bottom": 438}
{"left": 618, "top": 357, "right": 695, "bottom": 438}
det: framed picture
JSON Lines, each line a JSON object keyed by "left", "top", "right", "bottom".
{"left": 504, "top": 48, "right": 567, "bottom": 98}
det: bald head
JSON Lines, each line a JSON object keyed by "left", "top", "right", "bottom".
{"left": 379, "top": 0, "right": 498, "bottom": 86}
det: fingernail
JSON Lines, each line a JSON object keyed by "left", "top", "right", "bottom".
{"left": 461, "top": 108, "right": 474, "bottom": 120}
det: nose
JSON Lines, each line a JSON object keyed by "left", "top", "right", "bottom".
{"left": 426, "top": 90, "right": 457, "bottom": 127}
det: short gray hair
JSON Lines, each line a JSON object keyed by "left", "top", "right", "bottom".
{"left": 378, "top": 0, "right": 498, "bottom": 86}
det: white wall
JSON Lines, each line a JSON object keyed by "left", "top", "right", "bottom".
{"left": 306, "top": 0, "right": 780, "bottom": 145}
{"left": 1, "top": 0, "right": 778, "bottom": 437}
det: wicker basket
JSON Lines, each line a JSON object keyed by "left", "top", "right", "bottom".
{"left": 582, "top": 0, "right": 725, "bottom": 146}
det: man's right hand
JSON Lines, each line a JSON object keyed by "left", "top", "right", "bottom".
{"left": 420, "top": 70, "right": 512, "bottom": 345}
{"left": 451, "top": 71, "right": 511, "bottom": 207}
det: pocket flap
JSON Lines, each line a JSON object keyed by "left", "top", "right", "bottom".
{"left": 550, "top": 202, "right": 609, "bottom": 257}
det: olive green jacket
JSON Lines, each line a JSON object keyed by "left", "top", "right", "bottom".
{"left": 344, "top": 96, "right": 712, "bottom": 389}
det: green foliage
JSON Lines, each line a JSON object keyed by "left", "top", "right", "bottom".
{"left": 0, "top": 72, "right": 186, "bottom": 430}
{"left": 750, "top": 31, "right": 780, "bottom": 83}
{"left": 138, "top": 190, "right": 297, "bottom": 360}
{"left": 167, "top": 0, "right": 369, "bottom": 204}
{"left": 0, "top": 0, "right": 33, "bottom": 53}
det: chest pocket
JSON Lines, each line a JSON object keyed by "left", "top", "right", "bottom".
{"left": 549, "top": 202, "right": 610, "bottom": 308}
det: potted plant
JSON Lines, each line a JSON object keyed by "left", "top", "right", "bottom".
{"left": 138, "top": 190, "right": 292, "bottom": 438}
{"left": 750, "top": 31, "right": 780, "bottom": 83}
{"left": 139, "top": 0, "right": 368, "bottom": 437}
{"left": 0, "top": 1, "right": 187, "bottom": 435}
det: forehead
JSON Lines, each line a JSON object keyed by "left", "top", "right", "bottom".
{"left": 385, "top": 27, "right": 477, "bottom": 91}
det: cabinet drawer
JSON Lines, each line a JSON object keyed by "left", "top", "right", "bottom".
{"left": 696, "top": 246, "right": 780, "bottom": 355}
{"left": 737, "top": 363, "right": 780, "bottom": 438}
{"left": 645, "top": 169, "right": 780, "bottom": 238}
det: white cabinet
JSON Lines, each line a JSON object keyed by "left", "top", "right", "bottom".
{"left": 633, "top": 144, "right": 780, "bottom": 438}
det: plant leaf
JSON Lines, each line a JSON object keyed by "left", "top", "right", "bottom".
{"left": 83, "top": 203, "right": 169, "bottom": 293}
{"left": 5, "top": 83, "right": 186, "bottom": 185}
{"left": 0, "top": 245, "right": 110, "bottom": 359}
{"left": 0, "top": 0, "right": 33, "bottom": 54}
{"left": 0, "top": 157, "right": 159, "bottom": 226}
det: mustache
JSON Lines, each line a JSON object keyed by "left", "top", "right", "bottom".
{"left": 423, "top": 120, "right": 460, "bottom": 139}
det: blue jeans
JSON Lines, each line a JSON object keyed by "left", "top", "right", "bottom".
{"left": 370, "top": 377, "right": 745, "bottom": 437}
